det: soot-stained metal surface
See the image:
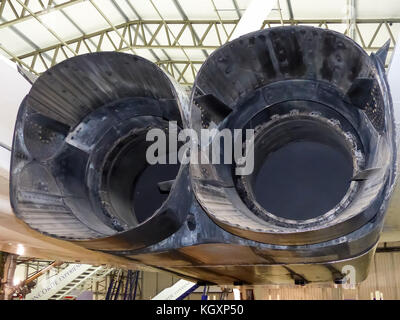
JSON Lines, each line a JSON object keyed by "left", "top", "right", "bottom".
{"left": 10, "top": 52, "right": 191, "bottom": 251}
{"left": 9, "top": 27, "right": 398, "bottom": 285}
{"left": 190, "top": 26, "right": 396, "bottom": 248}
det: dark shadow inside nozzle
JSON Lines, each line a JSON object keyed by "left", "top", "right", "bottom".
{"left": 254, "top": 141, "right": 352, "bottom": 220}
{"left": 102, "top": 129, "right": 180, "bottom": 228}
{"left": 132, "top": 163, "right": 180, "bottom": 224}
{"left": 241, "top": 117, "right": 354, "bottom": 221}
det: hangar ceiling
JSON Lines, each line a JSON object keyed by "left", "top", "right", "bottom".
{"left": 0, "top": 0, "right": 400, "bottom": 286}
{"left": 0, "top": 0, "right": 399, "bottom": 86}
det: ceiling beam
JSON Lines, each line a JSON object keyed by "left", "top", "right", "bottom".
{"left": 0, "top": 0, "right": 84, "bottom": 29}
{"left": 230, "top": 0, "right": 275, "bottom": 40}
{"left": 286, "top": 0, "right": 294, "bottom": 21}
{"left": 15, "top": 0, "right": 77, "bottom": 56}
{"left": 14, "top": 19, "right": 398, "bottom": 57}
{"left": 120, "top": 0, "right": 190, "bottom": 84}
{"left": 7, "top": 18, "right": 399, "bottom": 85}
{"left": 345, "top": 0, "right": 356, "bottom": 39}
{"left": 232, "top": 0, "right": 242, "bottom": 18}
{"left": 172, "top": 0, "right": 208, "bottom": 58}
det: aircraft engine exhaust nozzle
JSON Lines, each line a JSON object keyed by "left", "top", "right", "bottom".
{"left": 190, "top": 26, "right": 397, "bottom": 246}
{"left": 10, "top": 52, "right": 191, "bottom": 251}
{"left": 8, "top": 27, "right": 398, "bottom": 285}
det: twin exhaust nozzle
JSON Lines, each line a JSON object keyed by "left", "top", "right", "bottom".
{"left": 9, "top": 26, "right": 396, "bottom": 283}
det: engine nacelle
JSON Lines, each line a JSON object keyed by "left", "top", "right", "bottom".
{"left": 10, "top": 27, "right": 397, "bottom": 285}
{"left": 10, "top": 52, "right": 191, "bottom": 251}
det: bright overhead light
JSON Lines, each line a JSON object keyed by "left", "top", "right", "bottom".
{"left": 13, "top": 277, "right": 21, "bottom": 286}
{"left": 16, "top": 243, "right": 25, "bottom": 256}
{"left": 233, "top": 288, "right": 241, "bottom": 300}
{"left": 230, "top": 0, "right": 276, "bottom": 40}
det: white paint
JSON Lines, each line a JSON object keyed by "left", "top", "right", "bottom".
{"left": 230, "top": 0, "right": 276, "bottom": 40}
{"left": 25, "top": 264, "right": 92, "bottom": 300}
{"left": 152, "top": 279, "right": 197, "bottom": 300}
{"left": 0, "top": 55, "right": 31, "bottom": 148}
{"left": 233, "top": 288, "right": 241, "bottom": 300}
{"left": 16, "top": 243, "right": 24, "bottom": 255}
